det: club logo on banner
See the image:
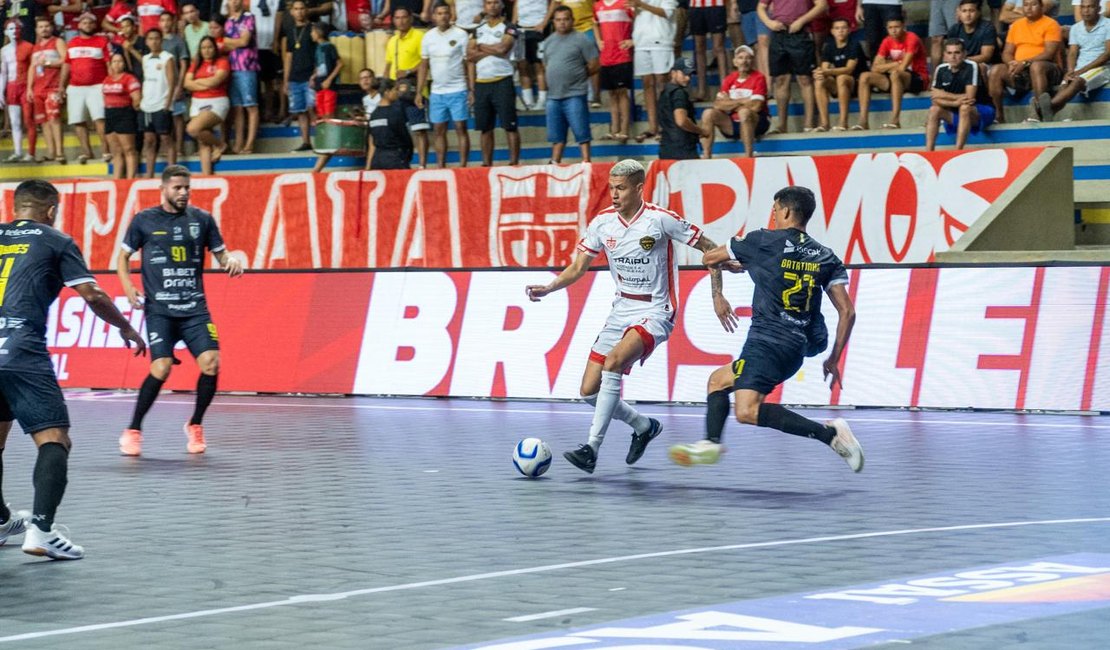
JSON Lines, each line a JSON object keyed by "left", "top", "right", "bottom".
{"left": 1, "top": 149, "right": 1042, "bottom": 270}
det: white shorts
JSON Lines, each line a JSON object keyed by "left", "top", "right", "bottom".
{"left": 67, "top": 84, "right": 104, "bottom": 124}
{"left": 189, "top": 96, "right": 230, "bottom": 121}
{"left": 1080, "top": 66, "right": 1110, "bottom": 94}
{"left": 589, "top": 308, "right": 675, "bottom": 373}
{"left": 634, "top": 48, "right": 674, "bottom": 77}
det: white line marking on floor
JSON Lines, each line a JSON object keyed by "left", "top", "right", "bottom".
{"left": 70, "top": 397, "right": 1110, "bottom": 429}
{"left": 503, "top": 607, "right": 598, "bottom": 622}
{"left": 608, "top": 587, "right": 626, "bottom": 592}
{"left": 2, "top": 516, "right": 1108, "bottom": 643}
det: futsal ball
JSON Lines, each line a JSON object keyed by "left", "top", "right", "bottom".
{"left": 513, "top": 438, "right": 552, "bottom": 478}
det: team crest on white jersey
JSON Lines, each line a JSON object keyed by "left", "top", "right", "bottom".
{"left": 639, "top": 236, "right": 655, "bottom": 251}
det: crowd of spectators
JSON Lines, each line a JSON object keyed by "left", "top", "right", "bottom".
{"left": 0, "top": 0, "right": 1106, "bottom": 173}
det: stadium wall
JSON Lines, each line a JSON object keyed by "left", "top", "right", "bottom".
{"left": 48, "top": 265, "right": 1110, "bottom": 412}
{"left": 1, "top": 148, "right": 1046, "bottom": 270}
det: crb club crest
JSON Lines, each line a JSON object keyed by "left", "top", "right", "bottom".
{"left": 488, "top": 166, "right": 590, "bottom": 266}
{"left": 605, "top": 236, "right": 617, "bottom": 250}
{"left": 639, "top": 236, "right": 656, "bottom": 251}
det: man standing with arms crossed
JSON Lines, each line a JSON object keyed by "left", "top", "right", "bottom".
{"left": 117, "top": 165, "right": 244, "bottom": 457}
{"left": 526, "top": 159, "right": 737, "bottom": 473}
{"left": 0, "top": 180, "right": 146, "bottom": 560}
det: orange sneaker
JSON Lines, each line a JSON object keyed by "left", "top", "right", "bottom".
{"left": 119, "top": 429, "right": 142, "bottom": 456}
{"left": 184, "top": 423, "right": 207, "bottom": 454}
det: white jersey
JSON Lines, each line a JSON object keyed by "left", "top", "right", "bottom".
{"left": 577, "top": 201, "right": 702, "bottom": 315}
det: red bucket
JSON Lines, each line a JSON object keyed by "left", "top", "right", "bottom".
{"left": 316, "top": 88, "right": 338, "bottom": 117}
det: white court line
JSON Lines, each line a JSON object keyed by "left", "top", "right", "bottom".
{"left": 1, "top": 516, "right": 1108, "bottom": 643}
{"left": 503, "top": 607, "right": 598, "bottom": 622}
{"left": 67, "top": 397, "right": 1110, "bottom": 430}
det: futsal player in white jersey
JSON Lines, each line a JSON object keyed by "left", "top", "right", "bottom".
{"left": 526, "top": 159, "right": 737, "bottom": 473}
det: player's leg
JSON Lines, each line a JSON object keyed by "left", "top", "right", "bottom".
{"left": 925, "top": 104, "right": 951, "bottom": 151}
{"left": 0, "top": 414, "right": 17, "bottom": 542}
{"left": 120, "top": 315, "right": 178, "bottom": 455}
{"left": 954, "top": 103, "right": 977, "bottom": 149}
{"left": 182, "top": 316, "right": 221, "bottom": 454}
{"left": 668, "top": 362, "right": 733, "bottom": 466}
{"left": 887, "top": 70, "right": 909, "bottom": 126}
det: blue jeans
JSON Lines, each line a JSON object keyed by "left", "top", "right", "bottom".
{"left": 546, "top": 95, "right": 591, "bottom": 145}
{"left": 229, "top": 71, "right": 259, "bottom": 108}
{"left": 288, "top": 80, "right": 316, "bottom": 114}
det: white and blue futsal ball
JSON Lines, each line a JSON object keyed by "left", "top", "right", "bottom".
{"left": 513, "top": 438, "right": 552, "bottom": 478}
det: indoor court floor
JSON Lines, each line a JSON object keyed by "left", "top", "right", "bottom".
{"left": 0, "top": 393, "right": 1107, "bottom": 649}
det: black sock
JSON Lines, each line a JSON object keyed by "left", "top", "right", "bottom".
{"left": 757, "top": 403, "right": 836, "bottom": 445}
{"left": 32, "top": 442, "right": 68, "bottom": 532}
{"left": 190, "top": 373, "right": 218, "bottom": 426}
{"left": 0, "top": 447, "right": 7, "bottom": 523}
{"left": 129, "top": 374, "right": 165, "bottom": 430}
{"left": 706, "top": 390, "right": 731, "bottom": 443}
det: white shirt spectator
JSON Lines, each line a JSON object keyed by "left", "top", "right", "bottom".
{"left": 140, "top": 50, "right": 175, "bottom": 112}
{"left": 633, "top": 0, "right": 676, "bottom": 51}
{"left": 1071, "top": 15, "right": 1110, "bottom": 70}
{"left": 421, "top": 25, "right": 470, "bottom": 93}
{"left": 474, "top": 19, "right": 516, "bottom": 80}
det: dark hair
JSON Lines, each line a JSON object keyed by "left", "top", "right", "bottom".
{"left": 830, "top": 17, "right": 851, "bottom": 27}
{"left": 552, "top": 4, "right": 573, "bottom": 19}
{"left": 773, "top": 186, "right": 817, "bottom": 224}
{"left": 392, "top": 5, "right": 411, "bottom": 16}
{"left": 35, "top": 15, "right": 52, "bottom": 25}
{"left": 886, "top": 13, "right": 905, "bottom": 24}
{"left": 957, "top": 0, "right": 980, "bottom": 7}
{"left": 359, "top": 67, "right": 375, "bottom": 77}
{"left": 162, "top": 164, "right": 191, "bottom": 184}
{"left": 432, "top": 1, "right": 451, "bottom": 10}
{"left": 378, "top": 77, "right": 396, "bottom": 94}
{"left": 943, "top": 37, "right": 965, "bottom": 50}
{"left": 13, "top": 180, "right": 59, "bottom": 216}
{"left": 311, "top": 21, "right": 329, "bottom": 36}
{"left": 191, "top": 36, "right": 219, "bottom": 72}
{"left": 146, "top": 27, "right": 163, "bottom": 38}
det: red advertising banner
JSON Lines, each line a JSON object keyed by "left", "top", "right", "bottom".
{"left": 50, "top": 265, "right": 1110, "bottom": 412}
{"left": 3, "top": 148, "right": 1042, "bottom": 270}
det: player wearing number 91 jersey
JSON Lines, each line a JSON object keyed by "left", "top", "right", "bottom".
{"left": 116, "top": 165, "right": 243, "bottom": 458}
{"left": 668, "top": 186, "right": 866, "bottom": 473}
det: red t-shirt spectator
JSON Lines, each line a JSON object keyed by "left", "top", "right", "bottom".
{"left": 720, "top": 69, "right": 769, "bottom": 119}
{"left": 103, "top": 72, "right": 141, "bottom": 107}
{"left": 65, "top": 34, "right": 112, "bottom": 86}
{"left": 105, "top": 1, "right": 137, "bottom": 30}
{"left": 191, "top": 56, "right": 230, "bottom": 99}
{"left": 136, "top": 0, "right": 176, "bottom": 34}
{"left": 594, "top": 0, "right": 633, "bottom": 66}
{"left": 877, "top": 31, "right": 929, "bottom": 84}
{"left": 30, "top": 37, "right": 63, "bottom": 93}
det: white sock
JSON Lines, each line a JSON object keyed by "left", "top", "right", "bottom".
{"left": 537, "top": 90, "right": 547, "bottom": 104}
{"left": 583, "top": 392, "right": 649, "bottom": 434}
{"left": 8, "top": 105, "right": 23, "bottom": 157}
{"left": 521, "top": 87, "right": 535, "bottom": 107}
{"left": 587, "top": 371, "right": 622, "bottom": 452}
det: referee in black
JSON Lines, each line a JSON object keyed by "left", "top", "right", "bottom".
{"left": 367, "top": 79, "right": 415, "bottom": 170}
{"left": 0, "top": 180, "right": 145, "bottom": 560}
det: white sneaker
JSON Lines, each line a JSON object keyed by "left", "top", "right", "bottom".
{"left": 5, "top": 153, "right": 22, "bottom": 163}
{"left": 22, "top": 523, "right": 85, "bottom": 560}
{"left": 828, "top": 418, "right": 864, "bottom": 473}
{"left": 0, "top": 507, "right": 29, "bottom": 546}
{"left": 668, "top": 439, "right": 724, "bottom": 466}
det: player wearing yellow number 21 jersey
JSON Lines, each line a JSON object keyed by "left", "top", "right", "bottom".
{"left": 668, "top": 186, "right": 866, "bottom": 472}
{"left": 117, "top": 165, "right": 243, "bottom": 457}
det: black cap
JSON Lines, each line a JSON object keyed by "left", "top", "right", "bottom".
{"left": 671, "top": 57, "right": 695, "bottom": 75}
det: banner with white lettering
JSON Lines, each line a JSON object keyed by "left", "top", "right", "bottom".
{"left": 49, "top": 265, "right": 1109, "bottom": 411}
{"left": 3, "top": 148, "right": 1042, "bottom": 270}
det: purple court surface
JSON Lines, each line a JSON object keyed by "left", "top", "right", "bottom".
{"left": 0, "top": 393, "right": 1107, "bottom": 649}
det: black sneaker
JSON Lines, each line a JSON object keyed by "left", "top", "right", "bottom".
{"left": 625, "top": 418, "right": 663, "bottom": 465}
{"left": 293, "top": 143, "right": 313, "bottom": 152}
{"left": 563, "top": 444, "right": 597, "bottom": 474}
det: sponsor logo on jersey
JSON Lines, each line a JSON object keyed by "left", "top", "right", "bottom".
{"left": 639, "top": 235, "right": 655, "bottom": 251}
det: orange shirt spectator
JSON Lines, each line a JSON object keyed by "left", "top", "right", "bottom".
{"left": 1006, "top": 13, "right": 1062, "bottom": 61}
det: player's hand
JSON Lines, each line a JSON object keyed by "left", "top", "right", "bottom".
{"left": 525, "top": 285, "right": 550, "bottom": 302}
{"left": 124, "top": 285, "right": 143, "bottom": 310}
{"left": 712, "top": 293, "right": 739, "bottom": 333}
{"left": 224, "top": 256, "right": 244, "bottom": 278}
{"left": 120, "top": 327, "right": 147, "bottom": 357}
{"left": 822, "top": 356, "right": 843, "bottom": 389}
{"left": 415, "top": 94, "right": 424, "bottom": 109}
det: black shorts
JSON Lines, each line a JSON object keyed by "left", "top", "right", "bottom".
{"left": 728, "top": 112, "right": 771, "bottom": 137}
{"left": 474, "top": 76, "right": 518, "bottom": 133}
{"left": 0, "top": 367, "right": 70, "bottom": 435}
{"left": 689, "top": 6, "right": 727, "bottom": 35}
{"left": 731, "top": 336, "right": 805, "bottom": 395}
{"left": 862, "top": 3, "right": 903, "bottom": 54}
{"left": 404, "top": 104, "right": 431, "bottom": 132}
{"left": 769, "top": 31, "right": 815, "bottom": 77}
{"left": 141, "top": 109, "right": 172, "bottom": 135}
{"left": 145, "top": 312, "right": 220, "bottom": 361}
{"left": 258, "top": 49, "right": 281, "bottom": 83}
{"left": 105, "top": 107, "right": 138, "bottom": 135}
{"left": 522, "top": 29, "right": 544, "bottom": 64}
{"left": 370, "top": 148, "right": 413, "bottom": 169}
{"left": 907, "top": 72, "right": 927, "bottom": 94}
{"left": 600, "top": 62, "right": 634, "bottom": 90}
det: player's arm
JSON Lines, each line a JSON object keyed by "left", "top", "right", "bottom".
{"left": 693, "top": 236, "right": 739, "bottom": 333}
{"left": 213, "top": 248, "right": 244, "bottom": 277}
{"left": 525, "top": 251, "right": 593, "bottom": 301}
{"left": 72, "top": 281, "right": 147, "bottom": 356}
{"left": 116, "top": 248, "right": 143, "bottom": 309}
{"left": 822, "top": 282, "right": 855, "bottom": 389}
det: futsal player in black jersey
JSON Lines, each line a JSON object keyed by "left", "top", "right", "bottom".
{"left": 0, "top": 180, "right": 146, "bottom": 560}
{"left": 116, "top": 165, "right": 243, "bottom": 457}
{"left": 668, "top": 186, "right": 864, "bottom": 472}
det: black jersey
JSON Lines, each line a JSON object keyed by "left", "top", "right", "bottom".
{"left": 368, "top": 103, "right": 414, "bottom": 170}
{"left": 729, "top": 228, "right": 848, "bottom": 346}
{"left": 0, "top": 220, "right": 95, "bottom": 373}
{"left": 122, "top": 206, "right": 226, "bottom": 318}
